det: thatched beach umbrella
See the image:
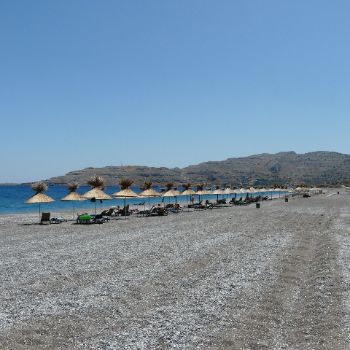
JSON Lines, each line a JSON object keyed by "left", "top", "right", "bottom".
{"left": 268, "top": 188, "right": 275, "bottom": 200}
{"left": 162, "top": 190, "right": 178, "bottom": 205}
{"left": 275, "top": 186, "right": 284, "bottom": 198}
{"left": 231, "top": 188, "right": 240, "bottom": 200}
{"left": 113, "top": 179, "right": 138, "bottom": 219}
{"left": 173, "top": 188, "right": 181, "bottom": 196}
{"left": 212, "top": 187, "right": 225, "bottom": 202}
{"left": 238, "top": 188, "right": 248, "bottom": 201}
{"left": 173, "top": 188, "right": 181, "bottom": 204}
{"left": 61, "top": 183, "right": 86, "bottom": 219}
{"left": 195, "top": 184, "right": 209, "bottom": 202}
{"left": 139, "top": 181, "right": 160, "bottom": 209}
{"left": 26, "top": 182, "right": 54, "bottom": 222}
{"left": 161, "top": 183, "right": 178, "bottom": 205}
{"left": 259, "top": 187, "right": 267, "bottom": 200}
{"left": 181, "top": 188, "right": 195, "bottom": 196}
{"left": 248, "top": 187, "right": 257, "bottom": 200}
{"left": 224, "top": 187, "right": 233, "bottom": 194}
{"left": 180, "top": 183, "right": 195, "bottom": 210}
{"left": 240, "top": 188, "right": 249, "bottom": 197}
{"left": 162, "top": 189, "right": 179, "bottom": 197}
{"left": 82, "top": 176, "right": 112, "bottom": 214}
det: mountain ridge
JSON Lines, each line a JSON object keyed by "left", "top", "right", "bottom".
{"left": 44, "top": 151, "right": 350, "bottom": 187}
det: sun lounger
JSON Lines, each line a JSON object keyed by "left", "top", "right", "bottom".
{"left": 91, "top": 214, "right": 109, "bottom": 223}
{"left": 188, "top": 201, "right": 206, "bottom": 210}
{"left": 77, "top": 214, "right": 92, "bottom": 224}
{"left": 100, "top": 208, "right": 117, "bottom": 217}
{"left": 50, "top": 217, "right": 67, "bottom": 224}
{"left": 40, "top": 212, "right": 51, "bottom": 225}
{"left": 230, "top": 198, "right": 249, "bottom": 206}
{"left": 165, "top": 203, "right": 183, "bottom": 213}
{"left": 204, "top": 200, "right": 214, "bottom": 209}
{"left": 77, "top": 213, "right": 108, "bottom": 224}
{"left": 116, "top": 205, "right": 131, "bottom": 216}
{"left": 143, "top": 206, "right": 169, "bottom": 216}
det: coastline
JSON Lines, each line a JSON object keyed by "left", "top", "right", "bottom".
{"left": 0, "top": 192, "right": 286, "bottom": 220}
{"left": 0, "top": 185, "right": 288, "bottom": 216}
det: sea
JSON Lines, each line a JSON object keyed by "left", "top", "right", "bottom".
{"left": 0, "top": 185, "right": 287, "bottom": 215}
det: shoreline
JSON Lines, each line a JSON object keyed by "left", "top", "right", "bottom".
{"left": 0, "top": 191, "right": 290, "bottom": 217}
{"left": 0, "top": 193, "right": 290, "bottom": 221}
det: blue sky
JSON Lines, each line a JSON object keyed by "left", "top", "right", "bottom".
{"left": 1, "top": 1, "right": 350, "bottom": 182}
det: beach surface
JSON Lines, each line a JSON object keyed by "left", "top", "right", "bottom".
{"left": 0, "top": 190, "right": 350, "bottom": 349}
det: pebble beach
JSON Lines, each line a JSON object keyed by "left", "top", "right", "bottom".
{"left": 0, "top": 190, "right": 350, "bottom": 349}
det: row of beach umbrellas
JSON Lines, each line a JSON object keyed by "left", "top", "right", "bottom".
{"left": 26, "top": 182, "right": 291, "bottom": 221}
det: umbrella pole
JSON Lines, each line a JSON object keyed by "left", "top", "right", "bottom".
{"left": 38, "top": 203, "right": 41, "bottom": 223}
{"left": 124, "top": 198, "right": 126, "bottom": 219}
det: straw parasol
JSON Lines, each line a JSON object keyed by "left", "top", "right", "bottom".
{"left": 82, "top": 176, "right": 112, "bottom": 214}
{"left": 180, "top": 183, "right": 195, "bottom": 210}
{"left": 162, "top": 189, "right": 179, "bottom": 197}
{"left": 248, "top": 187, "right": 257, "bottom": 200}
{"left": 139, "top": 181, "right": 160, "bottom": 209}
{"left": 26, "top": 182, "right": 54, "bottom": 222}
{"left": 180, "top": 183, "right": 195, "bottom": 196}
{"left": 249, "top": 187, "right": 257, "bottom": 193}
{"left": 268, "top": 188, "right": 275, "bottom": 199}
{"left": 161, "top": 183, "right": 178, "bottom": 205}
{"left": 259, "top": 187, "right": 267, "bottom": 200}
{"left": 162, "top": 189, "right": 178, "bottom": 205}
{"left": 112, "top": 179, "right": 139, "bottom": 218}
{"left": 173, "top": 188, "right": 181, "bottom": 196}
{"left": 181, "top": 189, "right": 196, "bottom": 196}
{"left": 195, "top": 184, "right": 209, "bottom": 202}
{"left": 224, "top": 187, "right": 233, "bottom": 194}
{"left": 61, "top": 183, "right": 86, "bottom": 219}
{"left": 212, "top": 187, "right": 225, "bottom": 202}
{"left": 223, "top": 187, "right": 233, "bottom": 201}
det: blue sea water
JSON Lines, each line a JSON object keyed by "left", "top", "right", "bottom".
{"left": 0, "top": 185, "right": 287, "bottom": 215}
{"left": 0, "top": 185, "right": 140, "bottom": 215}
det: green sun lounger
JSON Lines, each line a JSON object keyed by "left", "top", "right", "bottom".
{"left": 77, "top": 214, "right": 92, "bottom": 224}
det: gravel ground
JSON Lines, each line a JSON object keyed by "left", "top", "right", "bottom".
{"left": 0, "top": 191, "right": 350, "bottom": 349}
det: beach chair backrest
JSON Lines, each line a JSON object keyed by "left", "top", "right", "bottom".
{"left": 41, "top": 212, "right": 51, "bottom": 224}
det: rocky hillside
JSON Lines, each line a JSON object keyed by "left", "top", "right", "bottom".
{"left": 48, "top": 166, "right": 183, "bottom": 186}
{"left": 46, "top": 151, "right": 350, "bottom": 186}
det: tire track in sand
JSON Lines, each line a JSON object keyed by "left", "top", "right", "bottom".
{"left": 207, "top": 210, "right": 348, "bottom": 349}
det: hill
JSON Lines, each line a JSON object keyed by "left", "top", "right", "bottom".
{"left": 46, "top": 151, "right": 350, "bottom": 186}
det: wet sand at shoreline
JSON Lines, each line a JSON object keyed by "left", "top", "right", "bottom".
{"left": 0, "top": 190, "right": 349, "bottom": 349}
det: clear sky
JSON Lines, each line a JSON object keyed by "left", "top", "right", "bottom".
{"left": 1, "top": 1, "right": 350, "bottom": 183}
